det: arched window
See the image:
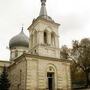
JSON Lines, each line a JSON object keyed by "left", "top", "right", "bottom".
{"left": 44, "top": 31, "right": 47, "bottom": 44}
{"left": 51, "top": 32, "right": 55, "bottom": 46}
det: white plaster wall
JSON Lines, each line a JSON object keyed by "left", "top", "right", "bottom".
{"left": 26, "top": 56, "right": 71, "bottom": 90}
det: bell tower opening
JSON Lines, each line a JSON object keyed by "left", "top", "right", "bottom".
{"left": 44, "top": 31, "right": 47, "bottom": 44}
{"left": 47, "top": 72, "right": 55, "bottom": 90}
{"left": 51, "top": 32, "right": 55, "bottom": 46}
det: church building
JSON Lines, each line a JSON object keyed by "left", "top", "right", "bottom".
{"left": 0, "top": 0, "right": 71, "bottom": 90}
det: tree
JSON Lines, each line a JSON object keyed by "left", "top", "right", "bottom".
{"left": 60, "top": 38, "right": 90, "bottom": 87}
{"left": 71, "top": 38, "right": 90, "bottom": 87}
{"left": 60, "top": 45, "right": 69, "bottom": 59}
{"left": 0, "top": 66, "right": 10, "bottom": 90}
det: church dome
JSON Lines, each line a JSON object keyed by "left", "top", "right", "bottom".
{"left": 9, "top": 29, "right": 29, "bottom": 49}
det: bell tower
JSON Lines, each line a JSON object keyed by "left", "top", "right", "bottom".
{"left": 28, "top": 0, "right": 60, "bottom": 58}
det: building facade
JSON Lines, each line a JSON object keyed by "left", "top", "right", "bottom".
{"left": 0, "top": 0, "right": 71, "bottom": 90}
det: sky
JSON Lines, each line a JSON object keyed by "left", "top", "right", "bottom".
{"left": 0, "top": 0, "right": 90, "bottom": 60}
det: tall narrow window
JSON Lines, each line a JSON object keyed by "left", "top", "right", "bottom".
{"left": 31, "top": 34, "right": 33, "bottom": 48}
{"left": 17, "top": 70, "right": 22, "bottom": 90}
{"left": 44, "top": 31, "right": 47, "bottom": 44}
{"left": 34, "top": 31, "right": 37, "bottom": 45}
{"left": 51, "top": 33, "right": 55, "bottom": 46}
{"left": 20, "top": 70, "right": 22, "bottom": 84}
{"left": 15, "top": 50, "right": 18, "bottom": 57}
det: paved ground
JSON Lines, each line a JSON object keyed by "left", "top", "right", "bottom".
{"left": 78, "top": 89, "right": 90, "bottom": 90}
{"left": 73, "top": 88, "right": 90, "bottom": 90}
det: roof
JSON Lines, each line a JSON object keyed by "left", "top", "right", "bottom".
{"left": 9, "top": 29, "right": 29, "bottom": 49}
{"left": 8, "top": 52, "right": 71, "bottom": 69}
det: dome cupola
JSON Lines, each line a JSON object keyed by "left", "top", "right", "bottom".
{"left": 9, "top": 27, "right": 29, "bottom": 49}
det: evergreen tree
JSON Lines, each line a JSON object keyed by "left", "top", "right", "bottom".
{"left": 0, "top": 66, "right": 10, "bottom": 90}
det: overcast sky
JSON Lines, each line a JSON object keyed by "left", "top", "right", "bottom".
{"left": 0, "top": 0, "right": 90, "bottom": 60}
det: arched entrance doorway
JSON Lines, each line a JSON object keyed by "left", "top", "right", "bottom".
{"left": 47, "top": 72, "right": 55, "bottom": 90}
{"left": 46, "top": 65, "right": 56, "bottom": 90}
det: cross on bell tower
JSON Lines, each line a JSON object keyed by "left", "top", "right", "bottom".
{"left": 41, "top": 0, "right": 46, "bottom": 5}
{"left": 40, "top": 0, "right": 47, "bottom": 16}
